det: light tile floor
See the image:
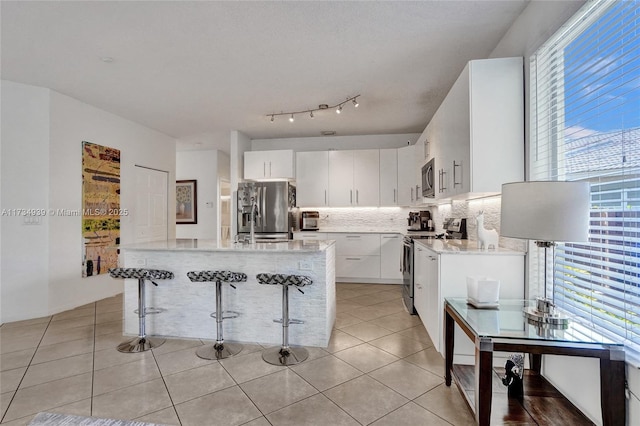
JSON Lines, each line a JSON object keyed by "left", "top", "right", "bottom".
{"left": 0, "top": 283, "right": 476, "bottom": 425}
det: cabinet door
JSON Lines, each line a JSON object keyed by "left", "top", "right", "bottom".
{"left": 424, "top": 249, "right": 440, "bottom": 350}
{"left": 296, "top": 151, "right": 329, "bottom": 207}
{"left": 244, "top": 151, "right": 267, "bottom": 179}
{"left": 328, "top": 151, "right": 355, "bottom": 206}
{"left": 336, "top": 256, "right": 380, "bottom": 279}
{"left": 379, "top": 149, "right": 398, "bottom": 206}
{"left": 397, "top": 145, "right": 416, "bottom": 206}
{"left": 353, "top": 149, "right": 380, "bottom": 206}
{"left": 380, "top": 234, "right": 402, "bottom": 280}
{"left": 265, "top": 150, "right": 295, "bottom": 179}
{"left": 245, "top": 150, "right": 295, "bottom": 180}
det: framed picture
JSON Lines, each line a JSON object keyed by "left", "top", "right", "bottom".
{"left": 176, "top": 180, "right": 197, "bottom": 224}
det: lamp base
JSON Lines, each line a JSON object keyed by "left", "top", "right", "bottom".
{"left": 523, "top": 298, "right": 569, "bottom": 328}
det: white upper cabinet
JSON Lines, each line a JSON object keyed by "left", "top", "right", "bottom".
{"left": 379, "top": 149, "right": 398, "bottom": 206}
{"left": 397, "top": 145, "right": 418, "bottom": 206}
{"left": 426, "top": 57, "right": 524, "bottom": 199}
{"left": 244, "top": 149, "right": 295, "bottom": 180}
{"left": 329, "top": 150, "right": 380, "bottom": 207}
{"left": 296, "top": 151, "right": 329, "bottom": 207}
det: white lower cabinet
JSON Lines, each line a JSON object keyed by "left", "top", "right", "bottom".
{"left": 330, "top": 233, "right": 380, "bottom": 279}
{"left": 413, "top": 242, "right": 525, "bottom": 362}
{"left": 380, "top": 234, "right": 402, "bottom": 280}
{"left": 294, "top": 232, "right": 402, "bottom": 282}
{"left": 413, "top": 246, "right": 429, "bottom": 317}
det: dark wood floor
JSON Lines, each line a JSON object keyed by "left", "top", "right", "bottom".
{"left": 454, "top": 365, "right": 595, "bottom": 425}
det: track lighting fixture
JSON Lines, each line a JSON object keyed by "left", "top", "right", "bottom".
{"left": 266, "top": 95, "right": 360, "bottom": 123}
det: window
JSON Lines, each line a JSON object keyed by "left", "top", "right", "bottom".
{"left": 531, "top": 0, "right": 640, "bottom": 350}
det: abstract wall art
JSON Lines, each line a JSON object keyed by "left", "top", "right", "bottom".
{"left": 82, "top": 141, "right": 121, "bottom": 277}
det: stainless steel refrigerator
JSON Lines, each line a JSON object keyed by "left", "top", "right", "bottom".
{"left": 237, "top": 181, "right": 296, "bottom": 240}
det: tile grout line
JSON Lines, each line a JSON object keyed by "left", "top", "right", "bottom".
{"left": 149, "top": 347, "right": 182, "bottom": 425}
{"left": 0, "top": 315, "right": 53, "bottom": 424}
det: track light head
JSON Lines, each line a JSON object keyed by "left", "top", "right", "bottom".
{"left": 310, "top": 111, "right": 314, "bottom": 118}
{"left": 289, "top": 114, "right": 295, "bottom": 122}
{"left": 353, "top": 98, "right": 359, "bottom": 107}
{"left": 270, "top": 115, "right": 274, "bottom": 123}
{"left": 336, "top": 104, "right": 343, "bottom": 114}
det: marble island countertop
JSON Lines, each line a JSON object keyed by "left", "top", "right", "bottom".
{"left": 294, "top": 228, "right": 423, "bottom": 234}
{"left": 121, "top": 238, "right": 335, "bottom": 253}
{"left": 414, "top": 238, "right": 525, "bottom": 255}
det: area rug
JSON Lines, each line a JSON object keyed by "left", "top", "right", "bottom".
{"left": 28, "top": 412, "right": 173, "bottom": 426}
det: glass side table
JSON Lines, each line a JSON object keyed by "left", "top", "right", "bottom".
{"left": 444, "top": 298, "right": 625, "bottom": 426}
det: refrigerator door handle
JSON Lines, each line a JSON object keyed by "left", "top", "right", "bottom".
{"left": 261, "top": 186, "right": 267, "bottom": 229}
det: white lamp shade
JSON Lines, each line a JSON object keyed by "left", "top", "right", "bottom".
{"left": 500, "top": 181, "right": 590, "bottom": 242}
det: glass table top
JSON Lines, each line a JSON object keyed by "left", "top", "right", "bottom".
{"left": 445, "top": 298, "right": 622, "bottom": 347}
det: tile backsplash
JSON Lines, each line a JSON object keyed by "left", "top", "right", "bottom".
{"left": 300, "top": 196, "right": 526, "bottom": 251}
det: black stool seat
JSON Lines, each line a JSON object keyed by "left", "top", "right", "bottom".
{"left": 187, "top": 270, "right": 247, "bottom": 360}
{"left": 257, "top": 273, "right": 312, "bottom": 366}
{"left": 187, "top": 270, "right": 247, "bottom": 283}
{"left": 256, "top": 273, "right": 312, "bottom": 287}
{"left": 108, "top": 267, "right": 173, "bottom": 353}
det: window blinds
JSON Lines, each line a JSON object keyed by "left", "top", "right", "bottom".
{"left": 531, "top": 0, "right": 640, "bottom": 349}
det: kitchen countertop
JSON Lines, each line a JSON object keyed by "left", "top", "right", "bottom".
{"left": 295, "top": 228, "right": 415, "bottom": 234}
{"left": 120, "top": 238, "right": 334, "bottom": 253}
{"left": 414, "top": 238, "right": 525, "bottom": 255}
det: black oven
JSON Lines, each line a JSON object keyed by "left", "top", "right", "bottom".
{"left": 402, "top": 236, "right": 416, "bottom": 314}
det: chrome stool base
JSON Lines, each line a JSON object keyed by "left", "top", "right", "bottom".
{"left": 117, "top": 336, "right": 166, "bottom": 353}
{"left": 262, "top": 346, "right": 309, "bottom": 366}
{"left": 196, "top": 342, "right": 243, "bottom": 360}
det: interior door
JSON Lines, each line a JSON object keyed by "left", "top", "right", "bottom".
{"left": 135, "top": 166, "right": 168, "bottom": 243}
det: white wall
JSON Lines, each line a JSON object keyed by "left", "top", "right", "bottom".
{"left": 1, "top": 80, "right": 177, "bottom": 323}
{"left": 176, "top": 149, "right": 220, "bottom": 240}
{"left": 1, "top": 82, "right": 51, "bottom": 321}
{"left": 251, "top": 133, "right": 419, "bottom": 152}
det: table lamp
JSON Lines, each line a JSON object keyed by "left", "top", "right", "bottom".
{"left": 500, "top": 181, "right": 590, "bottom": 326}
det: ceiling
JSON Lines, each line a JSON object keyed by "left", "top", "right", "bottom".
{"left": 1, "top": 1, "right": 529, "bottom": 153}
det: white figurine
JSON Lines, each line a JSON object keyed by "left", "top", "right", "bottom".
{"left": 476, "top": 211, "right": 499, "bottom": 250}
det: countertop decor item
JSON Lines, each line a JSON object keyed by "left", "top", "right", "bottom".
{"left": 500, "top": 181, "right": 590, "bottom": 326}
{"left": 475, "top": 210, "right": 499, "bottom": 250}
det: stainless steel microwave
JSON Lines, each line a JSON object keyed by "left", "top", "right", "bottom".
{"left": 422, "top": 158, "right": 435, "bottom": 198}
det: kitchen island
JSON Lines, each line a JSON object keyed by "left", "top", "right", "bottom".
{"left": 119, "top": 239, "right": 336, "bottom": 347}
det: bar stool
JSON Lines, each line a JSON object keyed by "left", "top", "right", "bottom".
{"left": 187, "top": 270, "right": 247, "bottom": 359}
{"left": 108, "top": 268, "right": 174, "bottom": 353}
{"left": 256, "top": 273, "right": 312, "bottom": 366}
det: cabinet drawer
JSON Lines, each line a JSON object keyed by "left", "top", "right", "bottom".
{"left": 329, "top": 233, "right": 380, "bottom": 256}
{"left": 293, "top": 232, "right": 327, "bottom": 241}
{"left": 336, "top": 255, "right": 380, "bottom": 278}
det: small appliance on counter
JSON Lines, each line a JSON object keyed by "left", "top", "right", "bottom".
{"left": 420, "top": 211, "right": 435, "bottom": 231}
{"left": 408, "top": 211, "right": 435, "bottom": 232}
{"left": 408, "top": 212, "right": 421, "bottom": 230}
{"left": 443, "top": 218, "right": 468, "bottom": 239}
{"left": 301, "top": 211, "right": 320, "bottom": 231}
